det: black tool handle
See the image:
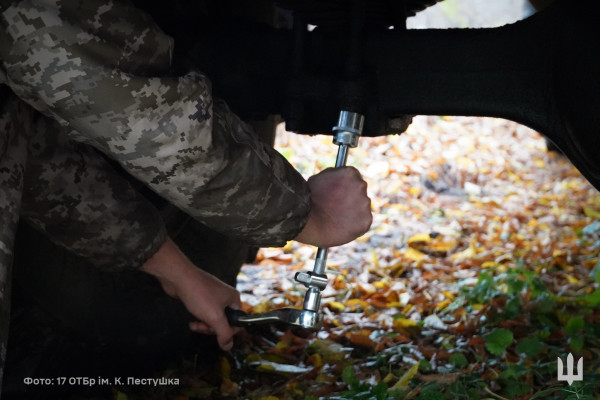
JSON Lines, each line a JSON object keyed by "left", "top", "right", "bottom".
{"left": 225, "top": 307, "right": 248, "bottom": 327}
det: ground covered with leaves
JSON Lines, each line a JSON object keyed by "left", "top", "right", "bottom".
{"left": 228, "top": 117, "right": 600, "bottom": 400}
{"left": 126, "top": 116, "right": 600, "bottom": 400}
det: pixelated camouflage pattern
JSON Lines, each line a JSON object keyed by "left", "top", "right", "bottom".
{"left": 21, "top": 105, "right": 167, "bottom": 271}
{"left": 0, "top": 0, "right": 311, "bottom": 247}
{"left": 0, "top": 86, "right": 170, "bottom": 395}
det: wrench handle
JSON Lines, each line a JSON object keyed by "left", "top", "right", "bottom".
{"left": 225, "top": 307, "right": 248, "bottom": 327}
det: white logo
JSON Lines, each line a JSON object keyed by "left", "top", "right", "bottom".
{"left": 557, "top": 353, "right": 583, "bottom": 386}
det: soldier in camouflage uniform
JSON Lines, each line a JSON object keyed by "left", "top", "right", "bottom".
{"left": 0, "top": 88, "right": 170, "bottom": 397}
{"left": 0, "top": 0, "right": 372, "bottom": 395}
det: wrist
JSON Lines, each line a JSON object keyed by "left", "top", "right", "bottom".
{"left": 293, "top": 211, "right": 320, "bottom": 245}
{"left": 140, "top": 237, "right": 191, "bottom": 297}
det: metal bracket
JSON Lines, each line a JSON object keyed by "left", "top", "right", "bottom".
{"left": 294, "top": 271, "right": 328, "bottom": 290}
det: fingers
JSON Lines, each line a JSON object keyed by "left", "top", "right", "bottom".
{"left": 343, "top": 167, "right": 372, "bottom": 235}
{"left": 323, "top": 167, "right": 373, "bottom": 240}
{"left": 189, "top": 319, "right": 238, "bottom": 351}
{"left": 296, "top": 166, "right": 373, "bottom": 248}
{"left": 188, "top": 292, "right": 242, "bottom": 351}
{"left": 211, "top": 299, "right": 242, "bottom": 351}
{"left": 212, "top": 317, "right": 238, "bottom": 351}
{"left": 189, "top": 321, "right": 213, "bottom": 334}
{"left": 190, "top": 311, "right": 240, "bottom": 351}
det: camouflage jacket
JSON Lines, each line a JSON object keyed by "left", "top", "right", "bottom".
{"left": 0, "top": 0, "right": 311, "bottom": 253}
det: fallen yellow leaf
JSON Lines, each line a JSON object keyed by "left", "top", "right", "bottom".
{"left": 441, "top": 291, "right": 455, "bottom": 300}
{"left": 405, "top": 247, "right": 426, "bottom": 262}
{"left": 392, "top": 361, "right": 420, "bottom": 389}
{"left": 408, "top": 186, "right": 421, "bottom": 196}
{"left": 429, "top": 238, "right": 458, "bottom": 253}
{"left": 326, "top": 301, "right": 346, "bottom": 312}
{"left": 220, "top": 357, "right": 239, "bottom": 397}
{"left": 345, "top": 298, "right": 370, "bottom": 311}
{"left": 308, "top": 353, "right": 323, "bottom": 368}
{"left": 221, "top": 357, "right": 232, "bottom": 380}
{"left": 408, "top": 233, "right": 431, "bottom": 245}
{"left": 451, "top": 244, "right": 476, "bottom": 262}
{"left": 382, "top": 372, "right": 395, "bottom": 384}
{"left": 394, "top": 318, "right": 419, "bottom": 329}
{"left": 565, "top": 274, "right": 580, "bottom": 284}
{"left": 584, "top": 205, "right": 600, "bottom": 219}
{"left": 373, "top": 280, "right": 389, "bottom": 290}
{"left": 436, "top": 299, "right": 452, "bottom": 311}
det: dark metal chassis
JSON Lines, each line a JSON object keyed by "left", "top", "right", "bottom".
{"left": 141, "top": 0, "right": 600, "bottom": 189}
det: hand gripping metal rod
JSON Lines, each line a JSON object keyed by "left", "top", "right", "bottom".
{"left": 293, "top": 110, "right": 365, "bottom": 327}
{"left": 225, "top": 111, "right": 364, "bottom": 331}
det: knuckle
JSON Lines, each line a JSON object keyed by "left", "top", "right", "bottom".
{"left": 342, "top": 166, "right": 357, "bottom": 176}
{"left": 362, "top": 197, "right": 372, "bottom": 209}
{"left": 350, "top": 166, "right": 362, "bottom": 178}
{"left": 204, "top": 311, "right": 221, "bottom": 324}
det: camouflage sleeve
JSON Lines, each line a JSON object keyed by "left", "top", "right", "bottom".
{"left": 20, "top": 107, "right": 168, "bottom": 270}
{"left": 0, "top": 0, "right": 311, "bottom": 247}
{"left": 0, "top": 86, "right": 166, "bottom": 272}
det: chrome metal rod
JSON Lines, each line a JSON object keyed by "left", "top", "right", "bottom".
{"left": 309, "top": 144, "right": 348, "bottom": 292}
{"left": 295, "top": 111, "right": 365, "bottom": 327}
{"left": 312, "top": 248, "right": 328, "bottom": 275}
{"left": 227, "top": 113, "right": 363, "bottom": 331}
{"left": 335, "top": 144, "right": 350, "bottom": 168}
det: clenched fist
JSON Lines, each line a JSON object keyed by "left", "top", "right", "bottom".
{"left": 294, "top": 167, "right": 372, "bottom": 248}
